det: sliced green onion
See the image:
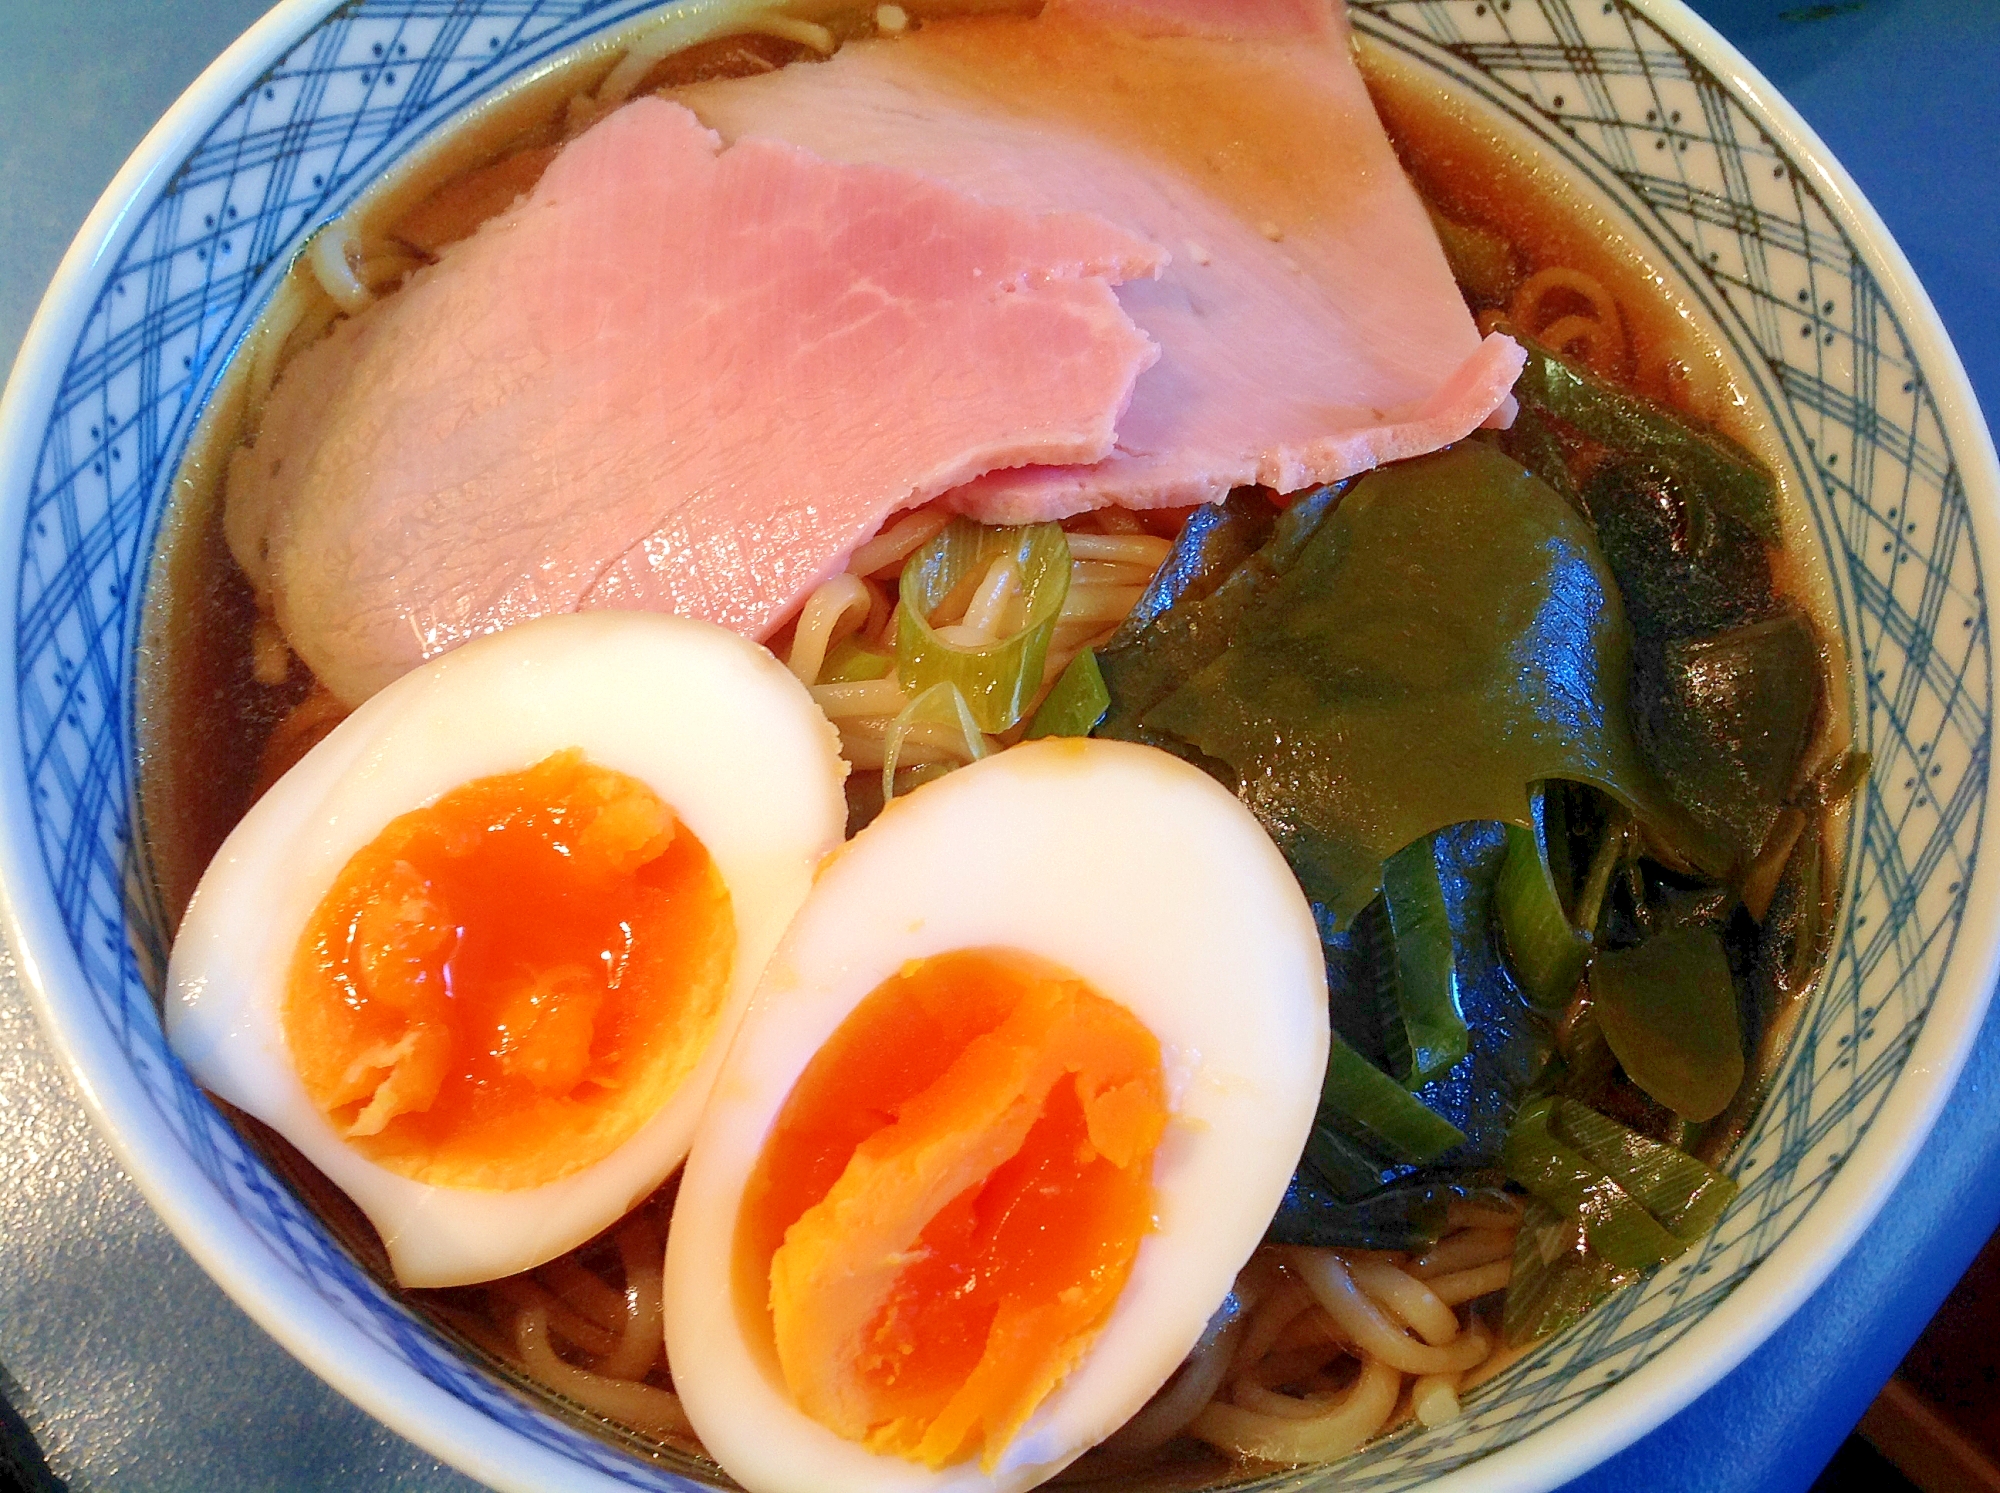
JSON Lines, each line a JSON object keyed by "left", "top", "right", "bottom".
{"left": 879, "top": 681, "right": 988, "bottom": 804}
{"left": 1502, "top": 1197, "right": 1638, "bottom": 1346}
{"left": 1500, "top": 1097, "right": 1683, "bottom": 1269}
{"left": 1379, "top": 835, "right": 1468, "bottom": 1087}
{"left": 897, "top": 518, "right": 1070, "bottom": 733}
{"left": 1571, "top": 806, "right": 1629, "bottom": 943}
{"left": 1589, "top": 927, "right": 1744, "bottom": 1122}
{"left": 1807, "top": 748, "right": 1872, "bottom": 809}
{"left": 1302, "top": 1121, "right": 1392, "bottom": 1199}
{"left": 818, "top": 636, "right": 893, "bottom": 684}
{"left": 1319, "top": 1033, "right": 1465, "bottom": 1166}
{"left": 1550, "top": 1099, "right": 1738, "bottom": 1243}
{"left": 1025, "top": 649, "right": 1109, "bottom": 740}
{"left": 1497, "top": 817, "right": 1589, "bottom": 1013}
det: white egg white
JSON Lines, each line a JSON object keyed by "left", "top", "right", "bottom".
{"left": 663, "top": 737, "right": 1330, "bottom": 1493}
{"left": 165, "top": 611, "right": 847, "bottom": 1287}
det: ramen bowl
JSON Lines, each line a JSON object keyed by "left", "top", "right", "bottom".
{"left": 0, "top": 1, "right": 1994, "bottom": 1490}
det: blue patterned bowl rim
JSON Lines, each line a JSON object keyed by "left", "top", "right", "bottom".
{"left": 0, "top": 1, "right": 1995, "bottom": 1490}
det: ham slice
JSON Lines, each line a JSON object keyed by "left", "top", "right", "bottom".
{"left": 230, "top": 97, "right": 1163, "bottom": 706}
{"left": 676, "top": 0, "right": 1524, "bottom": 523}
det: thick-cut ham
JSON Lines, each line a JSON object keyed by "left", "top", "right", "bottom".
{"left": 230, "top": 97, "right": 1163, "bottom": 706}
{"left": 677, "top": 0, "right": 1524, "bottom": 523}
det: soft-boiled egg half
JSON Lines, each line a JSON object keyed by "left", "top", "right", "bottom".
{"left": 166, "top": 612, "right": 846, "bottom": 1287}
{"left": 664, "top": 738, "right": 1330, "bottom": 1493}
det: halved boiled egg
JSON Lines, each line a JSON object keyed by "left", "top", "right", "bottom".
{"left": 663, "top": 738, "right": 1329, "bottom": 1493}
{"left": 166, "top": 612, "right": 847, "bottom": 1287}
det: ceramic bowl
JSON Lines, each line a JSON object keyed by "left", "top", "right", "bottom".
{"left": 2, "top": 1, "right": 1995, "bottom": 1490}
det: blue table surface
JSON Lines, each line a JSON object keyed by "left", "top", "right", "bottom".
{"left": 1, "top": 2, "right": 1995, "bottom": 1490}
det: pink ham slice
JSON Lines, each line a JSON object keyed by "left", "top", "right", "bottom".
{"left": 676, "top": 0, "right": 1524, "bottom": 523}
{"left": 229, "top": 96, "right": 1163, "bottom": 705}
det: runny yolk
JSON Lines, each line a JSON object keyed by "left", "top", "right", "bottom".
{"left": 736, "top": 949, "right": 1168, "bottom": 1471}
{"left": 284, "top": 749, "right": 734, "bottom": 1190}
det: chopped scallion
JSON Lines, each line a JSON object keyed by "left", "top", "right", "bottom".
{"left": 897, "top": 518, "right": 1071, "bottom": 733}
{"left": 1025, "top": 649, "right": 1109, "bottom": 740}
{"left": 1550, "top": 1098, "right": 1738, "bottom": 1242}
{"left": 1500, "top": 1097, "right": 1684, "bottom": 1269}
{"left": 1319, "top": 1033, "right": 1465, "bottom": 1166}
{"left": 1496, "top": 814, "right": 1589, "bottom": 1013}
{"left": 817, "top": 636, "right": 893, "bottom": 684}
{"left": 1380, "top": 835, "right": 1469, "bottom": 1086}
{"left": 879, "top": 681, "right": 988, "bottom": 803}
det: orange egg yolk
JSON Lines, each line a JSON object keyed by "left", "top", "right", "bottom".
{"left": 736, "top": 949, "right": 1168, "bottom": 1471}
{"left": 284, "top": 749, "right": 734, "bottom": 1190}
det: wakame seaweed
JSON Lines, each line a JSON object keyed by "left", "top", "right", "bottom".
{"left": 1095, "top": 483, "right": 1336, "bottom": 772}
{"left": 1081, "top": 350, "right": 1848, "bottom": 1317}
{"left": 1267, "top": 1168, "right": 1507, "bottom": 1253}
{"left": 1584, "top": 458, "right": 1823, "bottom": 863}
{"left": 1139, "top": 443, "right": 1712, "bottom": 926}
{"left": 1510, "top": 336, "right": 1780, "bottom": 540}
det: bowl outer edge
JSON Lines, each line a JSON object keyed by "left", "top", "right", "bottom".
{"left": 0, "top": 2, "right": 694, "bottom": 1490}
{"left": 1371, "top": 1, "right": 2000, "bottom": 1488}
{"left": 4, "top": 1, "right": 1999, "bottom": 1492}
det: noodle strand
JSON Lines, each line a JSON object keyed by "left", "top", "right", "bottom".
{"left": 1283, "top": 1250, "right": 1490, "bottom": 1375}
{"left": 1192, "top": 1357, "right": 1400, "bottom": 1463}
{"left": 1347, "top": 1258, "right": 1459, "bottom": 1347}
{"left": 514, "top": 1306, "right": 693, "bottom": 1439}
{"left": 787, "top": 573, "right": 872, "bottom": 684}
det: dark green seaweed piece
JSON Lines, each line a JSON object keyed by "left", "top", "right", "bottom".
{"left": 1503, "top": 1197, "right": 1638, "bottom": 1346}
{"left": 1380, "top": 835, "right": 1470, "bottom": 1087}
{"left": 1108, "top": 488, "right": 1275, "bottom": 643}
{"left": 1589, "top": 926, "right": 1745, "bottom": 1122}
{"left": 1144, "top": 443, "right": 1721, "bottom": 927}
{"left": 1265, "top": 1170, "right": 1503, "bottom": 1253}
{"left": 1488, "top": 403, "right": 1581, "bottom": 508}
{"left": 1096, "top": 486, "right": 1335, "bottom": 763}
{"left": 1640, "top": 614, "right": 1822, "bottom": 860}
{"left": 1582, "top": 456, "right": 1812, "bottom": 866}
{"left": 1584, "top": 460, "right": 1782, "bottom": 644}
{"left": 1514, "top": 338, "right": 1780, "bottom": 539}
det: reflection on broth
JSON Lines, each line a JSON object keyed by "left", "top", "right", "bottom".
{"left": 141, "top": 2, "right": 1857, "bottom": 1488}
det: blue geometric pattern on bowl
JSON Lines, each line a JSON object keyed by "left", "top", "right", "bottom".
{"left": 11, "top": 0, "right": 1986, "bottom": 1488}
